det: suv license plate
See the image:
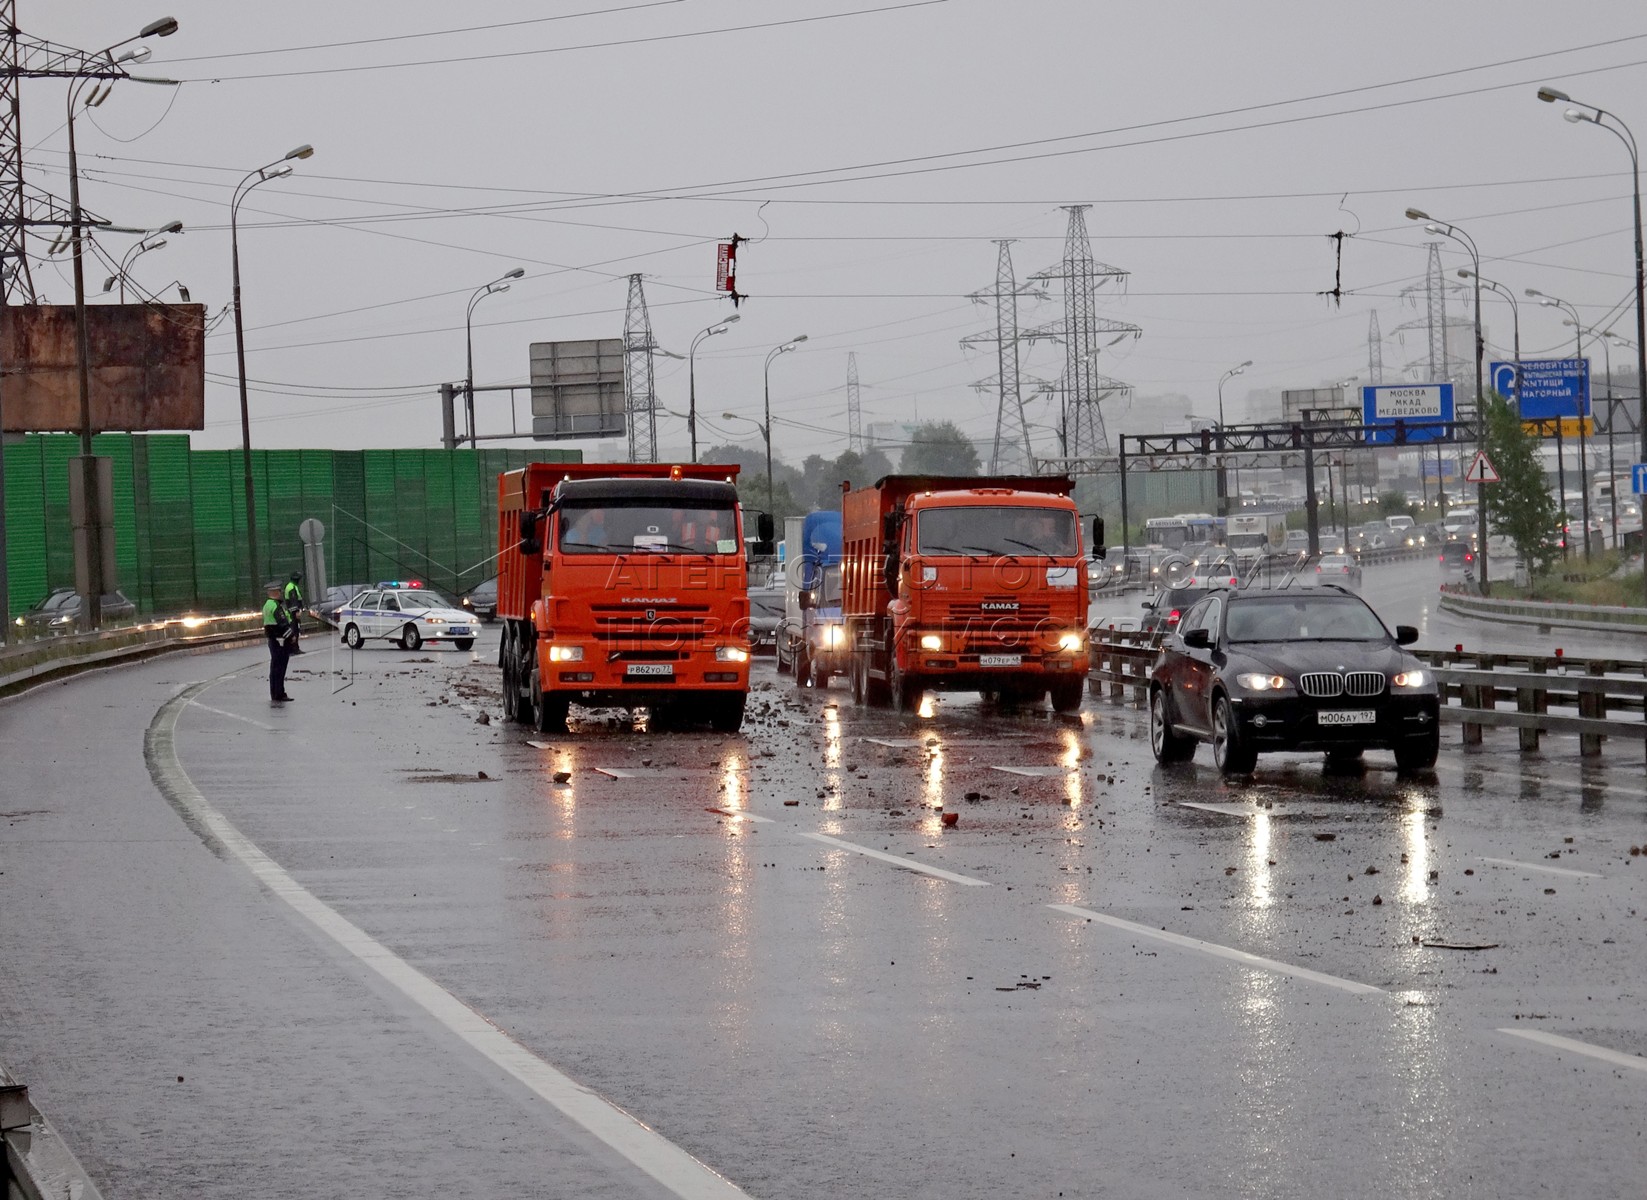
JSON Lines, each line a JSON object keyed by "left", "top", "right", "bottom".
{"left": 979, "top": 654, "right": 1022, "bottom": 668}
{"left": 1318, "top": 709, "right": 1376, "bottom": 726}
{"left": 626, "top": 663, "right": 674, "bottom": 677}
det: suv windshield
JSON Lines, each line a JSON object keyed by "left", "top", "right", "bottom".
{"left": 1226, "top": 596, "right": 1388, "bottom": 642}
{"left": 559, "top": 502, "right": 739, "bottom": 555}
{"left": 917, "top": 506, "right": 1076, "bottom": 556}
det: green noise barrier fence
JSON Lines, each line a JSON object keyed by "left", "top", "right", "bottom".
{"left": 1, "top": 434, "right": 580, "bottom": 620}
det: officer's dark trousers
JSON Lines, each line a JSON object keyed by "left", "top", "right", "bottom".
{"left": 267, "top": 633, "right": 291, "bottom": 699}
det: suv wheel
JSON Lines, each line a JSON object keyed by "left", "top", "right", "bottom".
{"left": 1211, "top": 694, "right": 1257, "bottom": 774}
{"left": 1394, "top": 727, "right": 1440, "bottom": 773}
{"left": 1149, "top": 687, "right": 1196, "bottom": 764}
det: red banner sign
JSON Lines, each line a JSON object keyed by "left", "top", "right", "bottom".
{"left": 716, "top": 241, "right": 737, "bottom": 293}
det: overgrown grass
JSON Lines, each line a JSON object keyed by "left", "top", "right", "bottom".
{"left": 1499, "top": 551, "right": 1647, "bottom": 607}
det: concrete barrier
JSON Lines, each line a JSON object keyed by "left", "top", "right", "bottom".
{"left": 1437, "top": 587, "right": 1647, "bottom": 637}
{"left": 2, "top": 1065, "right": 104, "bottom": 1200}
{"left": 0, "top": 615, "right": 267, "bottom": 701}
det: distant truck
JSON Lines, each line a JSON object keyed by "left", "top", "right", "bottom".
{"left": 778, "top": 511, "right": 847, "bottom": 688}
{"left": 841, "top": 474, "right": 1100, "bottom": 713}
{"left": 494, "top": 462, "right": 771, "bottom": 733}
{"left": 1224, "top": 511, "right": 1287, "bottom": 564}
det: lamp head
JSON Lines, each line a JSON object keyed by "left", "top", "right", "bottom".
{"left": 721, "top": 314, "right": 741, "bottom": 326}
{"left": 102, "top": 276, "right": 116, "bottom": 293}
{"left": 140, "top": 17, "right": 179, "bottom": 38}
{"left": 1539, "top": 298, "right": 1557, "bottom": 308}
{"left": 791, "top": 334, "right": 808, "bottom": 345}
{"left": 265, "top": 164, "right": 293, "bottom": 180}
{"left": 1563, "top": 108, "right": 1590, "bottom": 124}
{"left": 1424, "top": 223, "right": 1444, "bottom": 235}
{"left": 1238, "top": 359, "right": 1252, "bottom": 369}
{"left": 1404, "top": 208, "right": 1430, "bottom": 222}
{"left": 489, "top": 283, "right": 510, "bottom": 296}
{"left": 1524, "top": 288, "right": 1543, "bottom": 299}
{"left": 1536, "top": 86, "right": 1570, "bottom": 104}
{"left": 157, "top": 220, "right": 183, "bottom": 234}
{"left": 503, "top": 267, "right": 525, "bottom": 280}
{"left": 177, "top": 284, "right": 189, "bottom": 302}
{"left": 1457, "top": 268, "right": 1474, "bottom": 279}
{"left": 116, "top": 47, "right": 152, "bottom": 65}
{"left": 285, "top": 144, "right": 314, "bottom": 161}
{"left": 722, "top": 412, "right": 737, "bottom": 421}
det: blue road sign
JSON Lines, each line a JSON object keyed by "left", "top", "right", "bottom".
{"left": 1633, "top": 463, "right": 1647, "bottom": 495}
{"left": 1361, "top": 384, "right": 1453, "bottom": 444}
{"left": 1489, "top": 358, "right": 1589, "bottom": 420}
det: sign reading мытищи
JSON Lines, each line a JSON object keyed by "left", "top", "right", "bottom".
{"left": 1362, "top": 383, "right": 1453, "bottom": 444}
{"left": 1488, "top": 358, "right": 1589, "bottom": 420}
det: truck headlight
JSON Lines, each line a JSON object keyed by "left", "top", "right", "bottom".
{"left": 548, "top": 644, "right": 583, "bottom": 662}
{"left": 1235, "top": 672, "right": 1289, "bottom": 692}
{"left": 1057, "top": 631, "right": 1083, "bottom": 653}
{"left": 919, "top": 634, "right": 942, "bottom": 651}
{"left": 1392, "top": 670, "right": 1427, "bottom": 688}
{"left": 716, "top": 646, "right": 749, "bottom": 663}
{"left": 824, "top": 624, "right": 844, "bottom": 648}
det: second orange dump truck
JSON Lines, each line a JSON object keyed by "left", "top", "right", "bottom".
{"left": 841, "top": 474, "right": 1103, "bottom": 713}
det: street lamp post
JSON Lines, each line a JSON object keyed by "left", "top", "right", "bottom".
{"left": 1336, "top": 376, "right": 1358, "bottom": 549}
{"left": 66, "top": 16, "right": 180, "bottom": 630}
{"left": 232, "top": 143, "right": 312, "bottom": 599}
{"left": 688, "top": 314, "right": 739, "bottom": 462}
{"left": 103, "top": 220, "right": 181, "bottom": 302}
{"left": 721, "top": 413, "right": 772, "bottom": 518}
{"left": 1527, "top": 289, "right": 1592, "bottom": 560}
{"left": 1407, "top": 208, "right": 1492, "bottom": 593}
{"left": 759, "top": 335, "right": 807, "bottom": 515}
{"left": 1540, "top": 87, "right": 1646, "bottom": 600}
{"left": 1216, "top": 360, "right": 1250, "bottom": 516}
{"left": 463, "top": 267, "right": 525, "bottom": 449}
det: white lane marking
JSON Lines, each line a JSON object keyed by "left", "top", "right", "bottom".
{"left": 1480, "top": 857, "right": 1602, "bottom": 880}
{"left": 186, "top": 699, "right": 277, "bottom": 732}
{"left": 149, "top": 685, "right": 746, "bottom": 1200}
{"left": 526, "top": 739, "right": 557, "bottom": 750}
{"left": 706, "top": 808, "right": 774, "bottom": 824}
{"left": 797, "top": 832, "right": 991, "bottom": 887}
{"left": 1177, "top": 801, "right": 1254, "bottom": 816}
{"left": 595, "top": 767, "right": 713, "bottom": 780}
{"left": 990, "top": 765, "right": 1069, "bottom": 778}
{"left": 863, "top": 737, "right": 925, "bottom": 748}
{"left": 1499, "top": 1029, "right": 1647, "bottom": 1073}
{"left": 1048, "top": 903, "right": 1384, "bottom": 996}
{"left": 1438, "top": 760, "right": 1647, "bottom": 802}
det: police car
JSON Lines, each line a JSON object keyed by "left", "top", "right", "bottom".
{"left": 336, "top": 581, "right": 478, "bottom": 651}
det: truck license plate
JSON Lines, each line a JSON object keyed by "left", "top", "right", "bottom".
{"left": 1318, "top": 709, "right": 1376, "bottom": 726}
{"left": 979, "top": 654, "right": 1022, "bottom": 668}
{"left": 626, "top": 663, "right": 674, "bottom": 677}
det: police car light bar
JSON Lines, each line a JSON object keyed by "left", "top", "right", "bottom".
{"left": 377, "top": 580, "right": 423, "bottom": 588}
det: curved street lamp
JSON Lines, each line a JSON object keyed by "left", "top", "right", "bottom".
{"left": 232, "top": 143, "right": 312, "bottom": 596}
{"left": 464, "top": 267, "right": 526, "bottom": 449}
{"left": 1214, "top": 360, "right": 1251, "bottom": 515}
{"left": 757, "top": 335, "right": 808, "bottom": 515}
{"left": 103, "top": 221, "right": 181, "bottom": 301}
{"left": 688, "top": 314, "right": 740, "bottom": 462}
{"left": 1526, "top": 287, "right": 1594, "bottom": 561}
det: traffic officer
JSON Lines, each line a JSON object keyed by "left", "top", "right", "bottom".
{"left": 283, "top": 572, "right": 306, "bottom": 654}
{"left": 263, "top": 580, "right": 296, "bottom": 703}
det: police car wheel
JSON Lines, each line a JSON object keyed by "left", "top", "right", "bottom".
{"left": 400, "top": 624, "right": 422, "bottom": 651}
{"left": 343, "top": 624, "right": 363, "bottom": 650}
{"left": 455, "top": 639, "right": 474, "bottom": 651}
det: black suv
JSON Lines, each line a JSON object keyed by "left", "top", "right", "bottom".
{"left": 1147, "top": 586, "right": 1440, "bottom": 774}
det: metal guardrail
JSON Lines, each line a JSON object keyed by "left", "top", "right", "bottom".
{"left": 0, "top": 615, "right": 266, "bottom": 700}
{"left": 1086, "top": 631, "right": 1647, "bottom": 760}
{"left": 1437, "top": 586, "right": 1647, "bottom": 636}
{"left": 2, "top": 1066, "right": 105, "bottom": 1200}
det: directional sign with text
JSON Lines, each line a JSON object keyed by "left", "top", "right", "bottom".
{"left": 1361, "top": 383, "right": 1453, "bottom": 444}
{"left": 1634, "top": 463, "right": 1647, "bottom": 495}
{"left": 1489, "top": 358, "right": 1589, "bottom": 421}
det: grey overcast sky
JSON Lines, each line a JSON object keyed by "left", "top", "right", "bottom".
{"left": 30, "top": 0, "right": 1647, "bottom": 463}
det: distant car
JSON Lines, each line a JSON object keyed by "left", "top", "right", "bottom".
{"left": 1283, "top": 530, "right": 1311, "bottom": 553}
{"left": 1438, "top": 540, "right": 1474, "bottom": 571}
{"left": 1088, "top": 611, "right": 1143, "bottom": 635}
{"left": 336, "top": 583, "right": 478, "bottom": 651}
{"left": 13, "top": 587, "right": 137, "bottom": 635}
{"left": 460, "top": 576, "right": 498, "bottom": 623}
{"left": 1386, "top": 515, "right": 1415, "bottom": 533}
{"left": 1140, "top": 580, "right": 1234, "bottom": 635}
{"left": 1147, "top": 586, "right": 1440, "bottom": 774}
{"left": 1317, "top": 532, "right": 1348, "bottom": 554}
{"left": 1311, "top": 554, "right": 1363, "bottom": 588}
{"left": 313, "top": 583, "right": 370, "bottom": 626}
{"left": 747, "top": 585, "right": 785, "bottom": 655}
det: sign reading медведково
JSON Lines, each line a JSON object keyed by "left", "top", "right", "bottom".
{"left": 1361, "top": 383, "right": 1453, "bottom": 444}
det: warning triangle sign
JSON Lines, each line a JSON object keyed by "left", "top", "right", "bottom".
{"left": 1464, "top": 450, "right": 1500, "bottom": 484}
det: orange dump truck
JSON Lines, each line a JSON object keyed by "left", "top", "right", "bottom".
{"left": 841, "top": 474, "right": 1103, "bottom": 712}
{"left": 496, "top": 463, "right": 770, "bottom": 733}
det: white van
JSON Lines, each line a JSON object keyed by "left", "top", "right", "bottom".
{"left": 1386, "top": 515, "right": 1415, "bottom": 532}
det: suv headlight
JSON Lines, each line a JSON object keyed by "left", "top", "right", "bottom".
{"left": 1392, "top": 669, "right": 1427, "bottom": 688}
{"left": 716, "top": 646, "right": 749, "bottom": 663}
{"left": 548, "top": 644, "right": 584, "bottom": 662}
{"left": 1235, "top": 672, "right": 1290, "bottom": 692}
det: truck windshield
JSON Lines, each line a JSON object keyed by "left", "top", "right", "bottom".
{"left": 558, "top": 502, "right": 739, "bottom": 556}
{"left": 917, "top": 506, "right": 1077, "bottom": 557}
{"left": 1226, "top": 533, "right": 1270, "bottom": 549}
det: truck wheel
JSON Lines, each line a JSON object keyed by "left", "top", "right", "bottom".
{"left": 891, "top": 660, "right": 923, "bottom": 713}
{"left": 795, "top": 645, "right": 811, "bottom": 689}
{"left": 850, "top": 654, "right": 867, "bottom": 705}
{"left": 501, "top": 651, "right": 519, "bottom": 721}
{"left": 531, "top": 666, "right": 568, "bottom": 734}
{"left": 708, "top": 693, "right": 747, "bottom": 733}
{"left": 1050, "top": 677, "right": 1083, "bottom": 713}
{"left": 809, "top": 658, "right": 830, "bottom": 690}
{"left": 401, "top": 623, "right": 422, "bottom": 651}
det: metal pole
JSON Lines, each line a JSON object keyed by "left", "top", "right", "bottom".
{"left": 465, "top": 298, "right": 476, "bottom": 450}
{"left": 761, "top": 359, "right": 774, "bottom": 517}
{"left": 231, "top": 179, "right": 260, "bottom": 601}
{"left": 688, "top": 336, "right": 700, "bottom": 463}
{"left": 68, "top": 84, "right": 104, "bottom": 629}
{"left": 1572, "top": 320, "right": 1593, "bottom": 560}
{"left": 1469, "top": 251, "right": 1490, "bottom": 593}
{"left": 1603, "top": 338, "right": 1618, "bottom": 549}
{"left": 1118, "top": 435, "right": 1130, "bottom": 579}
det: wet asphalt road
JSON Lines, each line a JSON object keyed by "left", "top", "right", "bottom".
{"left": 2, "top": 558, "right": 1645, "bottom": 1199}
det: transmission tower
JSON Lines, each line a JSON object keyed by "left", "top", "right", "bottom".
{"left": 622, "top": 274, "right": 659, "bottom": 462}
{"left": 1393, "top": 242, "right": 1470, "bottom": 384}
{"left": 1367, "top": 310, "right": 1384, "bottom": 385}
{"left": 1030, "top": 205, "right": 1140, "bottom": 457}
{"left": 0, "top": 10, "right": 141, "bottom": 304}
{"left": 961, "top": 239, "right": 1043, "bottom": 472}
{"left": 846, "top": 352, "right": 863, "bottom": 452}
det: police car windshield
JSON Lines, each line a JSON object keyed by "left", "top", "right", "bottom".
{"left": 1226, "top": 597, "right": 1387, "bottom": 643}
{"left": 917, "top": 506, "right": 1076, "bottom": 556}
{"left": 393, "top": 589, "right": 455, "bottom": 610}
{"left": 558, "top": 502, "right": 738, "bottom": 556}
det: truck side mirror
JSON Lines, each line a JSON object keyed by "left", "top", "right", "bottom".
{"left": 799, "top": 589, "right": 815, "bottom": 611}
{"left": 518, "top": 510, "right": 541, "bottom": 556}
{"left": 757, "top": 512, "right": 775, "bottom": 547}
{"left": 1090, "top": 516, "right": 1106, "bottom": 560}
{"left": 884, "top": 552, "right": 900, "bottom": 597}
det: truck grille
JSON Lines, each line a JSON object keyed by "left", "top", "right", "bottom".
{"left": 589, "top": 604, "right": 713, "bottom": 646}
